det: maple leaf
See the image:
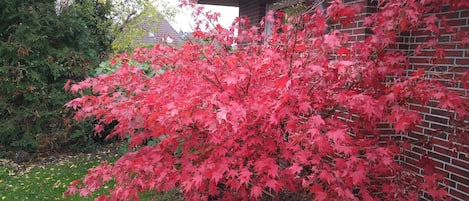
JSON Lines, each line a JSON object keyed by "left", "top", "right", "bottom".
{"left": 79, "top": 188, "right": 91, "bottom": 197}
{"left": 274, "top": 75, "right": 290, "bottom": 89}
{"left": 250, "top": 185, "right": 262, "bottom": 198}
{"left": 211, "top": 169, "right": 224, "bottom": 184}
{"left": 239, "top": 168, "right": 251, "bottom": 185}
{"left": 350, "top": 170, "right": 366, "bottom": 185}
{"left": 319, "top": 170, "right": 335, "bottom": 184}
{"left": 265, "top": 179, "right": 279, "bottom": 191}
{"left": 324, "top": 31, "right": 342, "bottom": 48}
{"left": 216, "top": 107, "right": 228, "bottom": 123}
{"left": 94, "top": 124, "right": 104, "bottom": 135}
{"left": 287, "top": 164, "right": 303, "bottom": 175}
{"left": 326, "top": 129, "right": 347, "bottom": 143}
{"left": 267, "top": 164, "right": 279, "bottom": 178}
{"left": 65, "top": 98, "right": 83, "bottom": 110}
{"left": 314, "top": 192, "right": 327, "bottom": 201}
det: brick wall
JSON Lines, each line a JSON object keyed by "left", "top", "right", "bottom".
{"left": 337, "top": 1, "right": 469, "bottom": 200}
{"left": 218, "top": 0, "right": 468, "bottom": 200}
{"left": 398, "top": 7, "right": 469, "bottom": 201}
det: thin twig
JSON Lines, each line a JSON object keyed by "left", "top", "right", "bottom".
{"left": 202, "top": 74, "right": 224, "bottom": 91}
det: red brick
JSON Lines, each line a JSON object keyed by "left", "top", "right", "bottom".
{"left": 445, "top": 19, "right": 468, "bottom": 27}
{"left": 409, "top": 57, "right": 432, "bottom": 64}
{"left": 461, "top": 11, "right": 469, "bottom": 17}
{"left": 412, "top": 30, "right": 427, "bottom": 36}
{"left": 419, "top": 50, "right": 439, "bottom": 57}
{"left": 459, "top": 26, "right": 469, "bottom": 31}
{"left": 451, "top": 174, "right": 469, "bottom": 186}
{"left": 449, "top": 188, "right": 468, "bottom": 201}
{"left": 377, "top": 122, "right": 392, "bottom": 129}
{"left": 448, "top": 179, "right": 457, "bottom": 188}
{"left": 425, "top": 114, "right": 449, "bottom": 125}
{"left": 438, "top": 35, "right": 452, "bottom": 42}
{"left": 449, "top": 67, "right": 469, "bottom": 73}
{"left": 455, "top": 58, "right": 469, "bottom": 65}
{"left": 411, "top": 146, "right": 427, "bottom": 155}
{"left": 342, "top": 23, "right": 358, "bottom": 29}
{"left": 398, "top": 43, "right": 409, "bottom": 50}
{"left": 439, "top": 50, "right": 464, "bottom": 57}
{"left": 456, "top": 184, "right": 469, "bottom": 197}
{"left": 356, "top": 35, "right": 366, "bottom": 41}
{"left": 434, "top": 166, "right": 449, "bottom": 177}
{"left": 403, "top": 156, "right": 421, "bottom": 167}
{"left": 403, "top": 149, "right": 421, "bottom": 160}
{"left": 452, "top": 159, "right": 469, "bottom": 171}
{"left": 409, "top": 131, "right": 426, "bottom": 141}
{"left": 428, "top": 72, "right": 455, "bottom": 80}
{"left": 416, "top": 36, "right": 432, "bottom": 42}
{"left": 411, "top": 126, "right": 425, "bottom": 135}
{"left": 430, "top": 108, "right": 451, "bottom": 117}
{"left": 427, "top": 100, "right": 440, "bottom": 107}
{"left": 458, "top": 152, "right": 468, "bottom": 161}
{"left": 437, "top": 12, "right": 460, "bottom": 19}
{"left": 409, "top": 105, "right": 430, "bottom": 113}
{"left": 429, "top": 137, "right": 451, "bottom": 149}
{"left": 401, "top": 162, "right": 420, "bottom": 173}
{"left": 446, "top": 164, "right": 467, "bottom": 178}
{"left": 434, "top": 145, "right": 457, "bottom": 157}
{"left": 352, "top": 28, "right": 366, "bottom": 35}
{"left": 434, "top": 58, "right": 455, "bottom": 64}
{"left": 429, "top": 151, "right": 451, "bottom": 163}
{"left": 420, "top": 121, "right": 430, "bottom": 129}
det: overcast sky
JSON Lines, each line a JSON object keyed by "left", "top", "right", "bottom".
{"left": 158, "top": 0, "right": 239, "bottom": 32}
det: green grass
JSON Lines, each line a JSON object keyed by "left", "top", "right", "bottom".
{"left": 0, "top": 151, "right": 182, "bottom": 201}
{"left": 0, "top": 153, "right": 116, "bottom": 201}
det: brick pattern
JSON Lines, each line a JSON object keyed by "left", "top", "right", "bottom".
{"left": 331, "top": 1, "right": 469, "bottom": 200}
{"left": 398, "top": 7, "right": 469, "bottom": 201}
{"left": 330, "top": 0, "right": 374, "bottom": 42}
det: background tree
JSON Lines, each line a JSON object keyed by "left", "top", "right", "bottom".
{"left": 105, "top": 0, "right": 177, "bottom": 52}
{"left": 0, "top": 0, "right": 111, "bottom": 154}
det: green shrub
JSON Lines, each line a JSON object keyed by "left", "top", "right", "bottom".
{"left": 0, "top": 0, "right": 111, "bottom": 153}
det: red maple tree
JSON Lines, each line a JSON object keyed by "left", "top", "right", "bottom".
{"left": 65, "top": 0, "right": 469, "bottom": 200}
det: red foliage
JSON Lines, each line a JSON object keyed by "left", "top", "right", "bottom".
{"left": 64, "top": 0, "right": 469, "bottom": 200}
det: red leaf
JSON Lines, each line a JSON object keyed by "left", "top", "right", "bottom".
{"left": 265, "top": 179, "right": 279, "bottom": 191}
{"left": 287, "top": 164, "right": 303, "bottom": 175}
{"left": 250, "top": 185, "right": 262, "bottom": 198}
{"left": 314, "top": 192, "right": 327, "bottom": 201}
{"left": 294, "top": 43, "right": 307, "bottom": 52}
{"left": 211, "top": 169, "right": 224, "bottom": 184}
{"left": 274, "top": 75, "right": 290, "bottom": 89}
{"left": 327, "top": 129, "right": 347, "bottom": 143}
{"left": 239, "top": 168, "right": 251, "bottom": 185}
{"left": 350, "top": 170, "right": 366, "bottom": 185}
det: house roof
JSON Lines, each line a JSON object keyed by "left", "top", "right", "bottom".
{"left": 137, "top": 18, "right": 185, "bottom": 46}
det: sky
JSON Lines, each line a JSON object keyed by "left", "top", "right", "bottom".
{"left": 157, "top": 0, "right": 239, "bottom": 32}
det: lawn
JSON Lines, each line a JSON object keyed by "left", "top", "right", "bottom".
{"left": 0, "top": 149, "right": 118, "bottom": 201}
{"left": 0, "top": 144, "right": 182, "bottom": 201}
